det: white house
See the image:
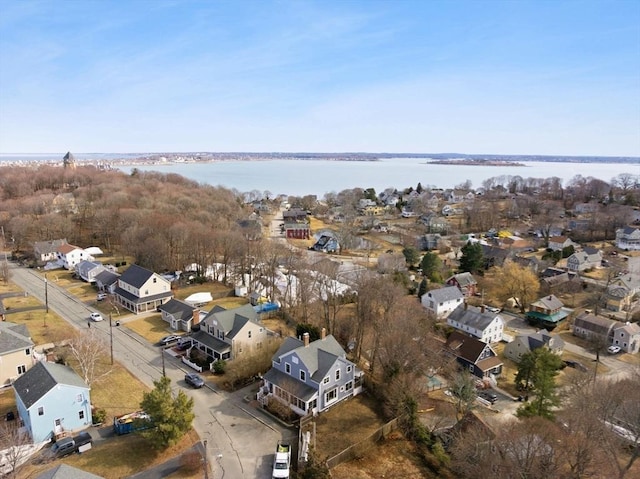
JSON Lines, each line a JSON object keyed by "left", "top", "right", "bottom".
{"left": 616, "top": 226, "right": 640, "bottom": 251}
{"left": 612, "top": 322, "right": 640, "bottom": 354}
{"left": 56, "top": 244, "right": 91, "bottom": 270}
{"left": 566, "top": 247, "right": 602, "bottom": 272}
{"left": 114, "top": 264, "right": 173, "bottom": 314}
{"left": 447, "top": 303, "right": 505, "bottom": 343}
{"left": 421, "top": 286, "right": 464, "bottom": 318}
{"left": 548, "top": 236, "right": 575, "bottom": 252}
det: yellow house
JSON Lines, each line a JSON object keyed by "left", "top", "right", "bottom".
{"left": 0, "top": 322, "right": 35, "bottom": 386}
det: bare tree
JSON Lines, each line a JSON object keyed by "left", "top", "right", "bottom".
{"left": 67, "top": 329, "right": 113, "bottom": 386}
{"left": 0, "top": 421, "right": 32, "bottom": 478}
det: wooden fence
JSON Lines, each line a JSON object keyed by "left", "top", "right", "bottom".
{"left": 325, "top": 418, "right": 398, "bottom": 470}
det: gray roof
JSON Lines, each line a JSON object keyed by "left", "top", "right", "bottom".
{"left": 119, "top": 264, "right": 155, "bottom": 288}
{"left": 274, "top": 335, "right": 347, "bottom": 382}
{"left": 0, "top": 322, "right": 33, "bottom": 355}
{"left": 159, "top": 298, "right": 195, "bottom": 320}
{"left": 13, "top": 361, "right": 88, "bottom": 409}
{"left": 33, "top": 239, "right": 67, "bottom": 256}
{"left": 573, "top": 313, "right": 616, "bottom": 336}
{"left": 448, "top": 272, "right": 477, "bottom": 287}
{"left": 424, "top": 286, "right": 463, "bottom": 303}
{"left": 516, "top": 330, "right": 565, "bottom": 353}
{"left": 202, "top": 303, "right": 258, "bottom": 338}
{"left": 263, "top": 367, "right": 317, "bottom": 401}
{"left": 531, "top": 295, "right": 564, "bottom": 310}
{"left": 114, "top": 287, "right": 173, "bottom": 304}
{"left": 94, "top": 270, "right": 120, "bottom": 286}
{"left": 76, "top": 260, "right": 104, "bottom": 275}
{"left": 36, "top": 464, "right": 104, "bottom": 479}
{"left": 191, "top": 330, "right": 231, "bottom": 353}
{"left": 448, "top": 304, "right": 500, "bottom": 331}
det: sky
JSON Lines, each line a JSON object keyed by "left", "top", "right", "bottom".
{"left": 0, "top": 0, "right": 639, "bottom": 156}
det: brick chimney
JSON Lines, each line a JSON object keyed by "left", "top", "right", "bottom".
{"left": 192, "top": 309, "right": 201, "bottom": 326}
{"left": 321, "top": 328, "right": 326, "bottom": 340}
{"left": 303, "top": 332, "right": 310, "bottom": 347}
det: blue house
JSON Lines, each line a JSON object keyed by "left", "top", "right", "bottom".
{"left": 13, "top": 362, "right": 92, "bottom": 442}
{"left": 259, "top": 330, "right": 364, "bottom": 416}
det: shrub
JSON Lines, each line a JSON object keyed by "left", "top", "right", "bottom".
{"left": 212, "top": 360, "right": 226, "bottom": 374}
{"left": 180, "top": 450, "right": 203, "bottom": 472}
{"left": 92, "top": 408, "right": 107, "bottom": 425}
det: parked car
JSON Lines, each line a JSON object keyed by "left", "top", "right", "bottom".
{"left": 608, "top": 345, "right": 622, "bottom": 354}
{"left": 485, "top": 306, "right": 501, "bottom": 313}
{"left": 97, "top": 292, "right": 107, "bottom": 301}
{"left": 176, "top": 339, "right": 193, "bottom": 351}
{"left": 51, "top": 432, "right": 92, "bottom": 458}
{"left": 478, "top": 390, "right": 498, "bottom": 404}
{"left": 185, "top": 373, "right": 205, "bottom": 388}
{"left": 159, "top": 335, "right": 181, "bottom": 346}
{"left": 89, "top": 312, "right": 103, "bottom": 322}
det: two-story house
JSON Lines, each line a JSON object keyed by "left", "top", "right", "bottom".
{"left": 191, "top": 303, "right": 267, "bottom": 362}
{"left": 13, "top": 361, "right": 92, "bottom": 442}
{"left": 566, "top": 247, "right": 602, "bottom": 272}
{"left": 612, "top": 322, "right": 640, "bottom": 354}
{"left": 114, "top": 264, "right": 173, "bottom": 314}
{"left": 56, "top": 244, "right": 91, "bottom": 270}
{"left": 572, "top": 312, "right": 616, "bottom": 343}
{"left": 526, "top": 294, "right": 570, "bottom": 329}
{"left": 616, "top": 226, "right": 640, "bottom": 250}
{"left": 0, "top": 322, "right": 35, "bottom": 386}
{"left": 421, "top": 286, "right": 464, "bottom": 319}
{"left": 446, "top": 272, "right": 478, "bottom": 298}
{"left": 547, "top": 236, "right": 575, "bottom": 252}
{"left": 33, "top": 239, "right": 67, "bottom": 264}
{"left": 259, "top": 330, "right": 363, "bottom": 416}
{"left": 503, "top": 330, "right": 565, "bottom": 363}
{"left": 445, "top": 331, "right": 503, "bottom": 379}
{"left": 447, "top": 304, "right": 504, "bottom": 343}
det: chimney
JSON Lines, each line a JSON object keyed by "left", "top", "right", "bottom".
{"left": 321, "top": 328, "right": 326, "bottom": 340}
{"left": 464, "top": 301, "right": 468, "bottom": 311}
{"left": 192, "top": 309, "right": 201, "bottom": 326}
{"left": 303, "top": 332, "right": 310, "bottom": 347}
{"left": 481, "top": 305, "right": 485, "bottom": 314}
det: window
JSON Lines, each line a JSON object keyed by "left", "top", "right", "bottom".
{"left": 153, "top": 278, "right": 157, "bottom": 283}
{"left": 300, "top": 370, "right": 306, "bottom": 381}
{"left": 323, "top": 377, "right": 330, "bottom": 384}
{"left": 25, "top": 348, "right": 30, "bottom": 355}
{"left": 248, "top": 331, "right": 252, "bottom": 339}
{"left": 325, "top": 388, "right": 338, "bottom": 403}
{"left": 285, "top": 363, "right": 291, "bottom": 374}
{"left": 346, "top": 365, "right": 352, "bottom": 373}
{"left": 38, "top": 407, "right": 44, "bottom": 416}
{"left": 17, "top": 365, "right": 26, "bottom": 375}
{"left": 79, "top": 410, "right": 85, "bottom": 420}
{"left": 257, "top": 341, "right": 262, "bottom": 349}
{"left": 335, "top": 369, "right": 340, "bottom": 381}
{"left": 345, "top": 381, "right": 353, "bottom": 392}
{"left": 469, "top": 365, "right": 474, "bottom": 373}
{"left": 76, "top": 394, "right": 83, "bottom": 403}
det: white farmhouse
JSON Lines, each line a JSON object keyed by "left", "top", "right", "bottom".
{"left": 421, "top": 286, "right": 464, "bottom": 318}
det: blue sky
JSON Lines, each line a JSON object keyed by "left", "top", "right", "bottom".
{"left": 0, "top": 0, "right": 639, "bottom": 156}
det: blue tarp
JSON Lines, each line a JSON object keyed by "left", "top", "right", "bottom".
{"left": 254, "top": 302, "right": 279, "bottom": 313}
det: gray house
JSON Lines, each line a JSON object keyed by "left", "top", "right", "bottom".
{"left": 259, "top": 330, "right": 364, "bottom": 417}
{"left": 566, "top": 247, "right": 602, "bottom": 272}
{"left": 504, "top": 331, "right": 565, "bottom": 363}
{"left": 33, "top": 239, "right": 68, "bottom": 264}
{"left": 94, "top": 270, "right": 120, "bottom": 294}
{"left": 35, "top": 464, "right": 105, "bottom": 479}
{"left": 158, "top": 298, "right": 198, "bottom": 332}
{"left": 75, "top": 260, "right": 106, "bottom": 283}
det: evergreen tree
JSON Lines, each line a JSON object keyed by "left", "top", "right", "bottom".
{"left": 140, "top": 376, "right": 195, "bottom": 449}
{"left": 296, "top": 323, "right": 321, "bottom": 342}
{"left": 459, "top": 242, "right": 484, "bottom": 274}
{"left": 402, "top": 246, "right": 420, "bottom": 266}
{"left": 417, "top": 278, "right": 428, "bottom": 299}
{"left": 416, "top": 182, "right": 423, "bottom": 194}
{"left": 420, "top": 251, "right": 442, "bottom": 281}
{"left": 516, "top": 348, "right": 563, "bottom": 420}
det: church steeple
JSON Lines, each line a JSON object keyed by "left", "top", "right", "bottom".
{"left": 63, "top": 151, "right": 76, "bottom": 170}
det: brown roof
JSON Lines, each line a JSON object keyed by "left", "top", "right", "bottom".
{"left": 446, "top": 331, "right": 487, "bottom": 363}
{"left": 477, "top": 356, "right": 503, "bottom": 371}
{"left": 57, "top": 243, "right": 81, "bottom": 254}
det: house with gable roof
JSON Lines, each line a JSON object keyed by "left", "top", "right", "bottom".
{"left": 33, "top": 239, "right": 67, "bottom": 264}
{"left": 446, "top": 272, "right": 478, "bottom": 298}
{"left": 504, "top": 330, "right": 565, "bottom": 363}
{"left": 75, "top": 260, "right": 107, "bottom": 283}
{"left": 56, "top": 243, "right": 91, "bottom": 270}
{"left": 526, "top": 294, "right": 570, "bottom": 329}
{"left": 35, "top": 464, "right": 105, "bottom": 479}
{"left": 566, "top": 247, "right": 602, "bottom": 272}
{"left": 615, "top": 226, "right": 640, "bottom": 250}
{"left": 445, "top": 331, "right": 503, "bottom": 379}
{"left": 421, "top": 286, "right": 464, "bottom": 318}
{"left": 0, "top": 322, "right": 35, "bottom": 386}
{"left": 94, "top": 270, "right": 120, "bottom": 294}
{"left": 447, "top": 303, "right": 504, "bottom": 343}
{"left": 547, "top": 236, "right": 575, "bottom": 252}
{"left": 158, "top": 298, "right": 199, "bottom": 332}
{"left": 612, "top": 322, "right": 640, "bottom": 354}
{"left": 191, "top": 303, "right": 267, "bottom": 362}
{"left": 259, "top": 330, "right": 363, "bottom": 416}
{"left": 13, "top": 362, "right": 92, "bottom": 442}
{"left": 114, "top": 264, "right": 173, "bottom": 314}
{"left": 572, "top": 312, "right": 616, "bottom": 343}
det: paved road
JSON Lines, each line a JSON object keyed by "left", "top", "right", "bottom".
{"left": 8, "top": 263, "right": 290, "bottom": 479}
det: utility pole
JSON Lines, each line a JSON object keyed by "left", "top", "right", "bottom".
{"left": 44, "top": 273, "right": 49, "bottom": 314}
{"left": 203, "top": 440, "right": 209, "bottom": 479}
{"left": 109, "top": 313, "right": 114, "bottom": 365}
{"left": 162, "top": 347, "right": 166, "bottom": 377}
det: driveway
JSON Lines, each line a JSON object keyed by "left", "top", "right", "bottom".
{"left": 8, "top": 263, "right": 289, "bottom": 479}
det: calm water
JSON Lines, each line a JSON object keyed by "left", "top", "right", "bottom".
{"left": 1, "top": 154, "right": 638, "bottom": 197}
{"left": 120, "top": 158, "right": 640, "bottom": 197}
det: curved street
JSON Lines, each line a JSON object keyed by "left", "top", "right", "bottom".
{"left": 8, "top": 262, "right": 292, "bottom": 479}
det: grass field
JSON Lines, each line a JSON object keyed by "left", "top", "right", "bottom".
{"left": 125, "top": 314, "right": 175, "bottom": 345}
